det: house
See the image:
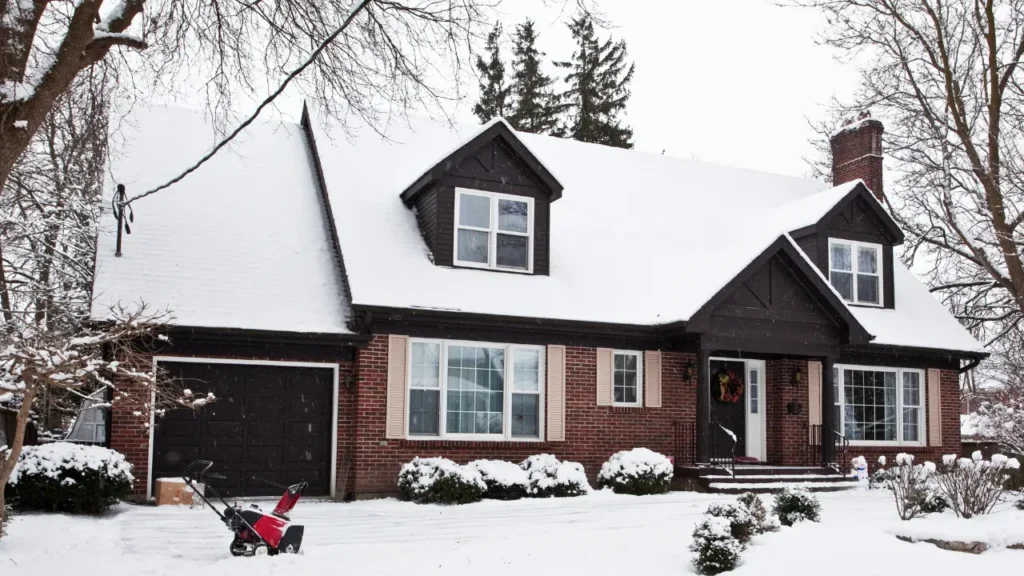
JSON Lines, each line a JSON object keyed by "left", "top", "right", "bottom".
{"left": 92, "top": 106, "right": 986, "bottom": 498}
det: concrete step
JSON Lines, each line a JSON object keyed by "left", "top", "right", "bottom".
{"left": 701, "top": 473, "right": 860, "bottom": 494}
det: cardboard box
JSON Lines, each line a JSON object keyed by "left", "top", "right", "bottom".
{"left": 154, "top": 477, "right": 202, "bottom": 506}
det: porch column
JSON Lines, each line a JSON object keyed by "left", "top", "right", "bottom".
{"left": 820, "top": 357, "right": 836, "bottom": 467}
{"left": 696, "top": 349, "right": 711, "bottom": 463}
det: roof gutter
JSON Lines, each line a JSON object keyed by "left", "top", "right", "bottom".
{"left": 959, "top": 356, "right": 983, "bottom": 374}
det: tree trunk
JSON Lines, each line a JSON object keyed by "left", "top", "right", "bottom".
{"left": 0, "top": 384, "right": 37, "bottom": 540}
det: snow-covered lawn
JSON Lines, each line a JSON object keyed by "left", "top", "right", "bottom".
{"left": 2, "top": 489, "right": 1019, "bottom": 575}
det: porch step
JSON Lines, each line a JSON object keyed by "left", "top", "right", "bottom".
{"left": 673, "top": 465, "right": 861, "bottom": 493}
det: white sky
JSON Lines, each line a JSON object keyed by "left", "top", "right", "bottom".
{"left": 473, "top": 0, "right": 861, "bottom": 178}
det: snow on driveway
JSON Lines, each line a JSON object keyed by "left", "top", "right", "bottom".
{"left": 1, "top": 489, "right": 1019, "bottom": 575}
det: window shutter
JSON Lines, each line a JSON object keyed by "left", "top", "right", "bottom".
{"left": 808, "top": 361, "right": 822, "bottom": 444}
{"left": 928, "top": 368, "right": 942, "bottom": 447}
{"left": 546, "top": 345, "right": 566, "bottom": 442}
{"left": 596, "top": 348, "right": 613, "bottom": 406}
{"left": 644, "top": 351, "right": 662, "bottom": 408}
{"left": 385, "top": 335, "right": 409, "bottom": 439}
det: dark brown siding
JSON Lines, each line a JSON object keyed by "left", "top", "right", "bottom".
{"left": 426, "top": 137, "right": 551, "bottom": 274}
{"left": 414, "top": 187, "right": 438, "bottom": 259}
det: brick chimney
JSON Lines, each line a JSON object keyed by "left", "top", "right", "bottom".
{"left": 830, "top": 111, "right": 884, "bottom": 201}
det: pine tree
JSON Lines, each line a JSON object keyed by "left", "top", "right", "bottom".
{"left": 555, "top": 15, "right": 635, "bottom": 148}
{"left": 507, "top": 20, "right": 561, "bottom": 135}
{"left": 472, "top": 24, "right": 510, "bottom": 123}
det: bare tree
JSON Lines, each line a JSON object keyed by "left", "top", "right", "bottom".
{"left": 793, "top": 0, "right": 1024, "bottom": 351}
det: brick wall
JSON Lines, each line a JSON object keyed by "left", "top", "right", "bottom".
{"left": 766, "top": 359, "right": 811, "bottom": 466}
{"left": 350, "top": 335, "right": 697, "bottom": 496}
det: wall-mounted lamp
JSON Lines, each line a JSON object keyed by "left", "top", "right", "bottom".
{"left": 792, "top": 372, "right": 802, "bottom": 387}
{"left": 682, "top": 361, "right": 696, "bottom": 382}
{"left": 786, "top": 400, "right": 802, "bottom": 415}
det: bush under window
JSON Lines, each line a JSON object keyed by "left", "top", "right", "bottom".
{"left": 690, "top": 515, "right": 743, "bottom": 575}
{"left": 772, "top": 488, "right": 820, "bottom": 527}
{"left": 397, "top": 457, "right": 486, "bottom": 505}
{"left": 933, "top": 451, "right": 1021, "bottom": 518}
{"left": 597, "top": 448, "right": 673, "bottom": 495}
{"left": 468, "top": 459, "right": 529, "bottom": 500}
{"left": 520, "top": 454, "right": 590, "bottom": 497}
{"left": 6, "top": 443, "right": 133, "bottom": 515}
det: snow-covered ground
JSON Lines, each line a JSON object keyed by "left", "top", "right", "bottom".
{"left": 2, "top": 489, "right": 1019, "bottom": 575}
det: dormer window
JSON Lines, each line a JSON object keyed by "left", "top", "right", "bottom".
{"left": 454, "top": 188, "right": 534, "bottom": 272}
{"left": 829, "top": 239, "right": 882, "bottom": 306}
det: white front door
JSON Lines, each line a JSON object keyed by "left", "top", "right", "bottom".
{"left": 745, "top": 360, "right": 766, "bottom": 461}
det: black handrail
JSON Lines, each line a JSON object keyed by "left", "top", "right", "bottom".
{"left": 809, "top": 424, "right": 848, "bottom": 473}
{"left": 672, "top": 420, "right": 736, "bottom": 474}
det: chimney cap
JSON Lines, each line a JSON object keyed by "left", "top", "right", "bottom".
{"left": 830, "top": 110, "right": 883, "bottom": 140}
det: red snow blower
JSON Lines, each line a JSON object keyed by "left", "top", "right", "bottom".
{"left": 183, "top": 460, "right": 307, "bottom": 557}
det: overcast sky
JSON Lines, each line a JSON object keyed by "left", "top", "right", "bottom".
{"left": 471, "top": 0, "right": 860, "bottom": 178}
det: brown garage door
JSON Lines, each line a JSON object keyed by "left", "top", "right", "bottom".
{"left": 152, "top": 361, "right": 334, "bottom": 497}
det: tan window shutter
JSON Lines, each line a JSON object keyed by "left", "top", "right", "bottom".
{"left": 385, "top": 335, "right": 409, "bottom": 439}
{"left": 546, "top": 345, "right": 566, "bottom": 442}
{"left": 808, "top": 361, "right": 822, "bottom": 443}
{"left": 596, "top": 348, "right": 613, "bottom": 406}
{"left": 644, "top": 351, "right": 662, "bottom": 408}
{"left": 928, "top": 368, "right": 942, "bottom": 447}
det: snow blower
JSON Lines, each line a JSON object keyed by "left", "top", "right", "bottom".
{"left": 182, "top": 460, "right": 307, "bottom": 557}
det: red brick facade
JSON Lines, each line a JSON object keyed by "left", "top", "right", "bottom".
{"left": 110, "top": 335, "right": 963, "bottom": 499}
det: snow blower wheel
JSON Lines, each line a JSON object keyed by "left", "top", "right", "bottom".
{"left": 183, "top": 460, "right": 308, "bottom": 558}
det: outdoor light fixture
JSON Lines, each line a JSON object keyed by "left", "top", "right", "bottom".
{"left": 791, "top": 372, "right": 802, "bottom": 387}
{"left": 682, "top": 361, "right": 696, "bottom": 382}
{"left": 786, "top": 400, "right": 802, "bottom": 415}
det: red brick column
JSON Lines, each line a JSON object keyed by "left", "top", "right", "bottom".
{"left": 765, "top": 359, "right": 810, "bottom": 466}
{"left": 109, "top": 370, "right": 154, "bottom": 498}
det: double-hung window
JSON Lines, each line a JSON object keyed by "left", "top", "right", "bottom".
{"left": 455, "top": 188, "right": 534, "bottom": 272}
{"left": 612, "top": 350, "right": 643, "bottom": 406}
{"left": 828, "top": 239, "right": 882, "bottom": 306}
{"left": 832, "top": 365, "right": 924, "bottom": 446}
{"left": 407, "top": 339, "right": 544, "bottom": 440}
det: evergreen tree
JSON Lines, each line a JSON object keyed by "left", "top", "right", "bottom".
{"left": 507, "top": 20, "right": 561, "bottom": 135}
{"left": 555, "top": 15, "right": 635, "bottom": 148}
{"left": 472, "top": 24, "right": 510, "bottom": 123}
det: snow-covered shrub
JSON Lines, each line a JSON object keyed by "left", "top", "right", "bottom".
{"left": 6, "top": 443, "right": 133, "bottom": 514}
{"left": 705, "top": 502, "right": 756, "bottom": 544}
{"left": 772, "top": 488, "right": 820, "bottom": 526}
{"left": 397, "top": 457, "right": 485, "bottom": 505}
{"left": 468, "top": 459, "right": 529, "bottom": 500}
{"left": 933, "top": 451, "right": 1021, "bottom": 518}
{"left": 873, "top": 453, "right": 935, "bottom": 520}
{"left": 690, "top": 515, "right": 743, "bottom": 575}
{"left": 597, "top": 448, "right": 673, "bottom": 495}
{"left": 736, "top": 492, "right": 780, "bottom": 534}
{"left": 919, "top": 487, "right": 949, "bottom": 514}
{"left": 0, "top": 501, "right": 12, "bottom": 539}
{"left": 520, "top": 454, "right": 590, "bottom": 498}
{"left": 1016, "top": 496, "right": 1024, "bottom": 511}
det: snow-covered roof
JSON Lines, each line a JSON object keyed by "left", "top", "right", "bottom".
{"left": 309, "top": 112, "right": 983, "bottom": 353}
{"left": 91, "top": 106, "right": 351, "bottom": 334}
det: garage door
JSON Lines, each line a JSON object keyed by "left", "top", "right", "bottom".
{"left": 152, "top": 361, "right": 335, "bottom": 497}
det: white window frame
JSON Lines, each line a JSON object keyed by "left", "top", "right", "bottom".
{"left": 405, "top": 338, "right": 545, "bottom": 441}
{"left": 833, "top": 364, "right": 925, "bottom": 447}
{"left": 612, "top": 350, "right": 644, "bottom": 407}
{"left": 828, "top": 238, "right": 884, "bottom": 307}
{"left": 453, "top": 188, "right": 535, "bottom": 273}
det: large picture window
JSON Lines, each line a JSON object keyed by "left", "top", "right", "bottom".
{"left": 455, "top": 188, "right": 534, "bottom": 272}
{"left": 407, "top": 339, "right": 544, "bottom": 440}
{"left": 832, "top": 365, "right": 924, "bottom": 445}
{"left": 828, "top": 239, "right": 882, "bottom": 306}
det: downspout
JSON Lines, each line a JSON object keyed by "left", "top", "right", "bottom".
{"left": 958, "top": 357, "right": 982, "bottom": 374}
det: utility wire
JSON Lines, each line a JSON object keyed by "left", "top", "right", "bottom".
{"left": 122, "top": 0, "right": 373, "bottom": 207}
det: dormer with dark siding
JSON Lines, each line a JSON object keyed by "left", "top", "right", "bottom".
{"left": 400, "top": 120, "right": 562, "bottom": 276}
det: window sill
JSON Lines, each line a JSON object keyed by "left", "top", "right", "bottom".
{"left": 450, "top": 262, "right": 534, "bottom": 275}
{"left": 847, "top": 441, "right": 926, "bottom": 448}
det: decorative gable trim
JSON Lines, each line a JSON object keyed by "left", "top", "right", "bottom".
{"left": 790, "top": 181, "right": 905, "bottom": 244}
{"left": 399, "top": 119, "right": 564, "bottom": 206}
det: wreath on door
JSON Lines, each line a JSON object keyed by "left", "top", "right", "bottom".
{"left": 712, "top": 368, "right": 744, "bottom": 404}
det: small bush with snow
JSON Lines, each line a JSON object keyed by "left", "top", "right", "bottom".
{"left": 597, "top": 448, "right": 673, "bottom": 495}
{"left": 873, "top": 452, "right": 938, "bottom": 520}
{"left": 468, "top": 459, "right": 529, "bottom": 500}
{"left": 933, "top": 451, "right": 1021, "bottom": 518}
{"left": 397, "top": 457, "right": 486, "bottom": 505}
{"left": 772, "top": 488, "right": 820, "bottom": 527}
{"left": 6, "top": 443, "right": 133, "bottom": 515}
{"left": 520, "top": 454, "right": 590, "bottom": 498}
{"left": 736, "top": 492, "right": 779, "bottom": 534}
{"left": 705, "top": 502, "right": 756, "bottom": 544}
{"left": 690, "top": 515, "right": 743, "bottom": 575}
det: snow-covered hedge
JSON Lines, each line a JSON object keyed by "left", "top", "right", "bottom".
{"left": 520, "top": 454, "right": 590, "bottom": 498}
{"left": 772, "top": 488, "right": 820, "bottom": 527}
{"left": 736, "top": 492, "right": 780, "bottom": 534}
{"left": 705, "top": 502, "right": 756, "bottom": 544}
{"left": 690, "top": 515, "right": 743, "bottom": 575}
{"left": 6, "top": 443, "right": 133, "bottom": 514}
{"left": 597, "top": 448, "right": 673, "bottom": 495}
{"left": 397, "top": 457, "right": 486, "bottom": 505}
{"left": 933, "top": 451, "right": 1021, "bottom": 518}
{"left": 468, "top": 459, "right": 529, "bottom": 500}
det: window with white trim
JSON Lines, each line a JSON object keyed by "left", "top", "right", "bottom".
{"left": 407, "top": 339, "right": 544, "bottom": 440}
{"left": 832, "top": 365, "right": 924, "bottom": 445}
{"left": 828, "top": 239, "right": 882, "bottom": 306}
{"left": 454, "top": 188, "right": 534, "bottom": 272}
{"left": 612, "top": 350, "right": 643, "bottom": 406}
